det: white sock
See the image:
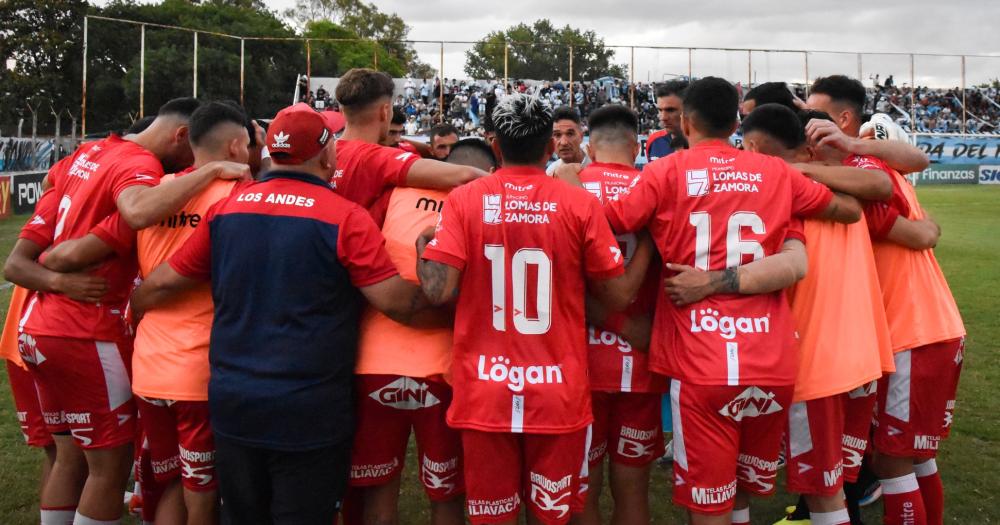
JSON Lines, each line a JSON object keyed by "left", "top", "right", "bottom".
{"left": 73, "top": 512, "right": 121, "bottom": 525}
{"left": 810, "top": 508, "right": 851, "bottom": 525}
{"left": 731, "top": 506, "right": 750, "bottom": 524}
{"left": 40, "top": 509, "right": 75, "bottom": 525}
{"left": 914, "top": 458, "right": 938, "bottom": 477}
{"left": 881, "top": 472, "right": 920, "bottom": 494}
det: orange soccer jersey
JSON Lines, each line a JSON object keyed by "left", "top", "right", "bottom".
{"left": 786, "top": 218, "right": 894, "bottom": 402}
{"left": 872, "top": 172, "right": 965, "bottom": 352}
{"left": 131, "top": 174, "right": 236, "bottom": 401}
{"left": 0, "top": 286, "right": 30, "bottom": 368}
{"left": 355, "top": 186, "right": 453, "bottom": 379}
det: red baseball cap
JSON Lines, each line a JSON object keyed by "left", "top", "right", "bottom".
{"left": 267, "top": 103, "right": 332, "bottom": 165}
{"left": 321, "top": 110, "right": 346, "bottom": 135}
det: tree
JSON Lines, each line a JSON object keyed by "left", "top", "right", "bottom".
{"left": 464, "top": 19, "right": 626, "bottom": 81}
{"left": 284, "top": 0, "right": 434, "bottom": 78}
{"left": 303, "top": 20, "right": 405, "bottom": 78}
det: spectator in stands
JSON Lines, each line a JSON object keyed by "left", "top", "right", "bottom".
{"left": 429, "top": 123, "right": 460, "bottom": 160}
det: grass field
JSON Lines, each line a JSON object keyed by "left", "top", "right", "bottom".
{"left": 1, "top": 186, "right": 998, "bottom": 524}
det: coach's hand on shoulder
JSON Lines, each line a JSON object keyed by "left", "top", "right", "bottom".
{"left": 52, "top": 272, "right": 108, "bottom": 303}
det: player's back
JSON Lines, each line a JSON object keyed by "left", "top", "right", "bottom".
{"left": 636, "top": 140, "right": 832, "bottom": 386}
{"left": 435, "top": 166, "right": 621, "bottom": 433}
{"left": 331, "top": 139, "right": 419, "bottom": 209}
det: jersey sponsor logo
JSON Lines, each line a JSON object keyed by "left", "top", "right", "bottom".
{"left": 686, "top": 169, "right": 709, "bottom": 197}
{"left": 271, "top": 131, "right": 291, "bottom": 149}
{"left": 610, "top": 245, "right": 622, "bottom": 263}
{"left": 588, "top": 441, "right": 607, "bottom": 463}
{"left": 395, "top": 152, "right": 414, "bottom": 162}
{"left": 528, "top": 472, "right": 572, "bottom": 518}
{"left": 415, "top": 196, "right": 444, "bottom": 212}
{"left": 158, "top": 210, "right": 202, "bottom": 229}
{"left": 690, "top": 480, "right": 736, "bottom": 506}
{"left": 944, "top": 400, "right": 956, "bottom": 428}
{"left": 476, "top": 355, "right": 564, "bottom": 392}
{"left": 467, "top": 495, "right": 520, "bottom": 517}
{"left": 483, "top": 194, "right": 502, "bottom": 224}
{"left": 134, "top": 173, "right": 157, "bottom": 182}
{"left": 351, "top": 458, "right": 400, "bottom": 480}
{"left": 719, "top": 387, "right": 782, "bottom": 421}
{"left": 62, "top": 412, "right": 92, "bottom": 425}
{"left": 712, "top": 170, "right": 763, "bottom": 193}
{"left": 914, "top": 434, "right": 940, "bottom": 450}
{"left": 587, "top": 327, "right": 631, "bottom": 353}
{"left": 737, "top": 454, "right": 778, "bottom": 492}
{"left": 29, "top": 215, "right": 45, "bottom": 225}
{"left": 68, "top": 153, "right": 99, "bottom": 181}
{"left": 152, "top": 454, "right": 182, "bottom": 475}
{"left": 369, "top": 377, "right": 442, "bottom": 410}
{"left": 689, "top": 308, "right": 771, "bottom": 340}
{"left": 69, "top": 428, "right": 94, "bottom": 447}
{"left": 582, "top": 181, "right": 602, "bottom": 200}
{"left": 503, "top": 182, "right": 534, "bottom": 192}
{"left": 617, "top": 426, "right": 657, "bottom": 459}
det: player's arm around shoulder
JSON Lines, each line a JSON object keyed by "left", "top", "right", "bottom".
{"left": 406, "top": 158, "right": 487, "bottom": 191}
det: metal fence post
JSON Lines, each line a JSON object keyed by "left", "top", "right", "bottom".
{"left": 140, "top": 24, "right": 146, "bottom": 118}
{"left": 910, "top": 54, "right": 916, "bottom": 132}
{"left": 568, "top": 45, "right": 574, "bottom": 108}
{"left": 961, "top": 55, "right": 967, "bottom": 134}
{"left": 193, "top": 32, "right": 198, "bottom": 97}
{"left": 240, "top": 39, "right": 245, "bottom": 106}
{"left": 81, "top": 16, "right": 88, "bottom": 137}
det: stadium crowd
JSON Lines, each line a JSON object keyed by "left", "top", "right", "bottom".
{"left": 3, "top": 66, "right": 965, "bottom": 525}
{"left": 302, "top": 74, "right": 1000, "bottom": 136}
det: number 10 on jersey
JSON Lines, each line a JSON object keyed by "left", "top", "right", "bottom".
{"left": 484, "top": 245, "right": 552, "bottom": 335}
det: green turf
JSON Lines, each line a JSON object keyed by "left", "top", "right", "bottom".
{"left": 1, "top": 186, "right": 998, "bottom": 524}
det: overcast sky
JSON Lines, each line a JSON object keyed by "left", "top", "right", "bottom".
{"left": 129, "top": 0, "right": 1000, "bottom": 86}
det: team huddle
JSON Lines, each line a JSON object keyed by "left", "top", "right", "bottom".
{"left": 1, "top": 67, "right": 964, "bottom": 525}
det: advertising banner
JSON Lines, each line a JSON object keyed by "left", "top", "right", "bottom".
{"left": 913, "top": 135, "right": 1000, "bottom": 165}
{"left": 12, "top": 172, "right": 46, "bottom": 215}
{"left": 915, "top": 164, "right": 979, "bottom": 185}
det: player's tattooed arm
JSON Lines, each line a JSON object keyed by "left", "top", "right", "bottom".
{"left": 793, "top": 163, "right": 893, "bottom": 201}
{"left": 663, "top": 239, "right": 806, "bottom": 305}
{"left": 415, "top": 259, "right": 460, "bottom": 306}
{"left": 361, "top": 276, "right": 440, "bottom": 326}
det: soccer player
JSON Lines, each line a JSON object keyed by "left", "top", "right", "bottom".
{"left": 331, "top": 69, "right": 486, "bottom": 217}
{"left": 545, "top": 107, "right": 589, "bottom": 175}
{"left": 349, "top": 139, "right": 498, "bottom": 525}
{"left": 808, "top": 76, "right": 965, "bottom": 525}
{"left": 739, "top": 82, "right": 803, "bottom": 116}
{"left": 739, "top": 104, "right": 896, "bottom": 525}
{"left": 6, "top": 97, "right": 247, "bottom": 525}
{"left": 429, "top": 124, "right": 461, "bottom": 160}
{"left": 416, "top": 93, "right": 649, "bottom": 525}
{"left": 646, "top": 80, "right": 689, "bottom": 162}
{"left": 131, "top": 104, "right": 434, "bottom": 524}
{"left": 601, "top": 77, "right": 860, "bottom": 525}
{"left": 570, "top": 104, "right": 667, "bottom": 525}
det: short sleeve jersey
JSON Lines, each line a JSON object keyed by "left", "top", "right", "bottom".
{"left": 604, "top": 139, "right": 834, "bottom": 387}
{"left": 422, "top": 166, "right": 625, "bottom": 434}
{"left": 169, "top": 170, "right": 398, "bottom": 450}
{"left": 20, "top": 135, "right": 163, "bottom": 341}
{"left": 331, "top": 139, "right": 420, "bottom": 209}
{"left": 577, "top": 162, "right": 667, "bottom": 394}
{"left": 843, "top": 154, "right": 911, "bottom": 239}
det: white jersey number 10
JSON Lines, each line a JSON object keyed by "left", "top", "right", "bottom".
{"left": 484, "top": 245, "right": 552, "bottom": 335}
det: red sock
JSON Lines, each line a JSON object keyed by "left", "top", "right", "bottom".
{"left": 881, "top": 473, "right": 927, "bottom": 525}
{"left": 731, "top": 507, "right": 750, "bottom": 525}
{"left": 915, "top": 459, "right": 944, "bottom": 525}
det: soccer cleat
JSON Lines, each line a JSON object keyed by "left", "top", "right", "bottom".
{"left": 772, "top": 506, "right": 811, "bottom": 525}
{"left": 657, "top": 439, "right": 674, "bottom": 466}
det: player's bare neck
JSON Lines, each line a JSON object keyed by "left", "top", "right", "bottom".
{"left": 339, "top": 123, "right": 382, "bottom": 144}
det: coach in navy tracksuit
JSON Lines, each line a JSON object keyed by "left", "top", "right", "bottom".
{"left": 132, "top": 104, "right": 429, "bottom": 524}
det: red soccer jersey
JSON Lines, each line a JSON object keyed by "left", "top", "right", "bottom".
{"left": 331, "top": 139, "right": 420, "bottom": 210}
{"left": 20, "top": 135, "right": 163, "bottom": 341}
{"left": 578, "top": 162, "right": 667, "bottom": 394}
{"left": 422, "top": 166, "right": 625, "bottom": 434}
{"left": 604, "top": 139, "right": 833, "bottom": 387}
{"left": 843, "top": 154, "right": 911, "bottom": 239}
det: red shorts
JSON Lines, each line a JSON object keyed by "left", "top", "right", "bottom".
{"left": 350, "top": 375, "right": 463, "bottom": 501}
{"left": 462, "top": 428, "right": 588, "bottom": 525}
{"left": 669, "top": 380, "right": 792, "bottom": 515}
{"left": 6, "top": 360, "right": 53, "bottom": 447}
{"left": 19, "top": 334, "right": 136, "bottom": 449}
{"left": 589, "top": 391, "right": 663, "bottom": 467}
{"left": 785, "top": 381, "right": 877, "bottom": 496}
{"left": 135, "top": 396, "right": 217, "bottom": 492}
{"left": 875, "top": 339, "right": 964, "bottom": 459}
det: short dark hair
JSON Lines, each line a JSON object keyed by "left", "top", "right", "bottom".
{"left": 740, "top": 103, "right": 805, "bottom": 150}
{"left": 797, "top": 108, "right": 835, "bottom": 129}
{"left": 810, "top": 75, "right": 866, "bottom": 116}
{"left": 218, "top": 99, "right": 258, "bottom": 147}
{"left": 552, "top": 106, "right": 581, "bottom": 125}
{"left": 334, "top": 68, "right": 395, "bottom": 113}
{"left": 157, "top": 97, "right": 201, "bottom": 119}
{"left": 126, "top": 116, "right": 155, "bottom": 135}
{"left": 587, "top": 104, "right": 638, "bottom": 146}
{"left": 188, "top": 101, "right": 248, "bottom": 147}
{"left": 429, "top": 123, "right": 460, "bottom": 140}
{"left": 744, "top": 82, "right": 796, "bottom": 111}
{"left": 448, "top": 138, "right": 498, "bottom": 170}
{"left": 492, "top": 94, "right": 554, "bottom": 165}
{"left": 655, "top": 80, "right": 689, "bottom": 100}
{"left": 683, "top": 77, "right": 738, "bottom": 137}
{"left": 391, "top": 107, "right": 406, "bottom": 125}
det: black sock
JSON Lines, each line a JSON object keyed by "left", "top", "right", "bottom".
{"left": 789, "top": 495, "right": 810, "bottom": 519}
{"left": 844, "top": 480, "right": 864, "bottom": 525}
